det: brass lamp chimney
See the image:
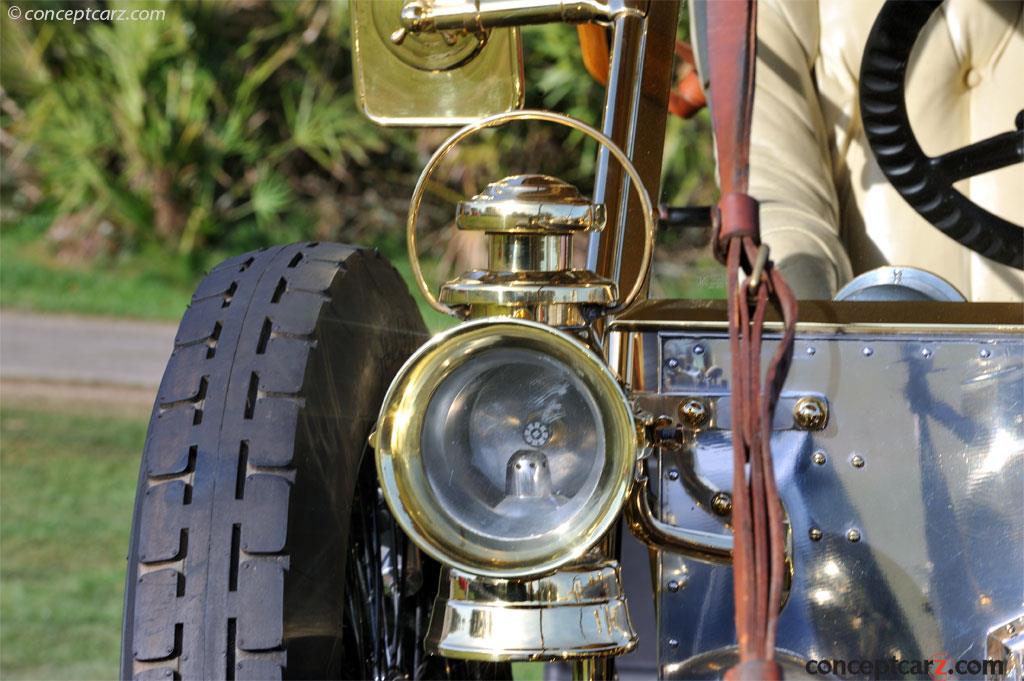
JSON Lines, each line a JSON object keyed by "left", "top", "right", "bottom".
{"left": 439, "top": 174, "right": 618, "bottom": 326}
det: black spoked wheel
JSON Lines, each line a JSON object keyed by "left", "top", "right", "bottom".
{"left": 342, "top": 459, "right": 515, "bottom": 681}
{"left": 343, "top": 449, "right": 431, "bottom": 681}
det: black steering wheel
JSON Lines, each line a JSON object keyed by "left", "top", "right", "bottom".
{"left": 860, "top": 0, "right": 1024, "bottom": 269}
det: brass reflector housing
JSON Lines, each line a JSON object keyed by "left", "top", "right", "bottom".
{"left": 375, "top": 319, "right": 635, "bottom": 578}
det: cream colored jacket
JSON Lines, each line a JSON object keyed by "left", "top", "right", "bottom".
{"left": 743, "top": 0, "right": 1023, "bottom": 300}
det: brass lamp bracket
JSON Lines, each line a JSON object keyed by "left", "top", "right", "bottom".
{"left": 406, "top": 109, "right": 656, "bottom": 322}
{"left": 391, "top": 0, "right": 644, "bottom": 45}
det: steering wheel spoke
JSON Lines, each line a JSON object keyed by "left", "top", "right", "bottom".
{"left": 930, "top": 122, "right": 1024, "bottom": 184}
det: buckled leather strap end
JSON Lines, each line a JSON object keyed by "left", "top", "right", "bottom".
{"left": 713, "top": 192, "right": 761, "bottom": 262}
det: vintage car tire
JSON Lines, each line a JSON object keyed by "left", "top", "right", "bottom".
{"left": 119, "top": 242, "right": 506, "bottom": 679}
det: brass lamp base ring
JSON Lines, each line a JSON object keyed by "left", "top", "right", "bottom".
{"left": 439, "top": 268, "right": 618, "bottom": 326}
{"left": 426, "top": 562, "right": 638, "bottom": 662}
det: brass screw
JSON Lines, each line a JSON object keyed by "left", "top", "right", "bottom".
{"left": 809, "top": 527, "right": 823, "bottom": 541}
{"left": 847, "top": 529, "right": 861, "bottom": 543}
{"left": 793, "top": 396, "right": 828, "bottom": 430}
{"left": 850, "top": 454, "right": 865, "bottom": 468}
{"left": 812, "top": 451, "right": 826, "bottom": 465}
{"left": 711, "top": 492, "right": 732, "bottom": 517}
{"left": 679, "top": 398, "right": 709, "bottom": 429}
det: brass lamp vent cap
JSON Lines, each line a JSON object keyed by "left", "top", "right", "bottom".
{"left": 456, "top": 174, "right": 606, "bottom": 234}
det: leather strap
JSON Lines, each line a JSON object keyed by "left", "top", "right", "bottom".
{"left": 705, "top": 1, "right": 798, "bottom": 677}
{"left": 705, "top": 0, "right": 757, "bottom": 196}
{"left": 714, "top": 192, "right": 760, "bottom": 261}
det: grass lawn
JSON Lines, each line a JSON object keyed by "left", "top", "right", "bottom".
{"left": 0, "top": 216, "right": 197, "bottom": 321}
{"left": 0, "top": 406, "right": 144, "bottom": 680}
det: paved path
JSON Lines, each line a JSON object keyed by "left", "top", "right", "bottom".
{"left": 1, "top": 310, "right": 176, "bottom": 388}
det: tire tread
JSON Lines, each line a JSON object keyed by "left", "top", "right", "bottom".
{"left": 123, "top": 243, "right": 425, "bottom": 678}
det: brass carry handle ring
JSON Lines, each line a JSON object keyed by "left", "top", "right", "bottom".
{"left": 406, "top": 109, "right": 657, "bottom": 317}
{"left": 625, "top": 470, "right": 734, "bottom": 564}
{"left": 625, "top": 463, "right": 795, "bottom": 608}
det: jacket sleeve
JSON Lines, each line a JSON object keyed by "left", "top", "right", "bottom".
{"left": 744, "top": 0, "right": 854, "bottom": 297}
{"left": 692, "top": 0, "right": 851, "bottom": 296}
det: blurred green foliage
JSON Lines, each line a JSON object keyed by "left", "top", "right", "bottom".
{"left": 1, "top": 0, "right": 714, "bottom": 275}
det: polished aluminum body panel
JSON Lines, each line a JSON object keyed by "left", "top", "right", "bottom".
{"left": 612, "top": 314, "right": 1023, "bottom": 678}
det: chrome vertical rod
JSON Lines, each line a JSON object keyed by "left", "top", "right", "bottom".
{"left": 586, "top": 13, "right": 642, "bottom": 272}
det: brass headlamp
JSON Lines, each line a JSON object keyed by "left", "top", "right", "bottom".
{"left": 374, "top": 318, "right": 635, "bottom": 578}
{"left": 373, "top": 111, "right": 656, "bottom": 660}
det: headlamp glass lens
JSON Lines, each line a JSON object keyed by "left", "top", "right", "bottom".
{"left": 421, "top": 347, "right": 605, "bottom": 541}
